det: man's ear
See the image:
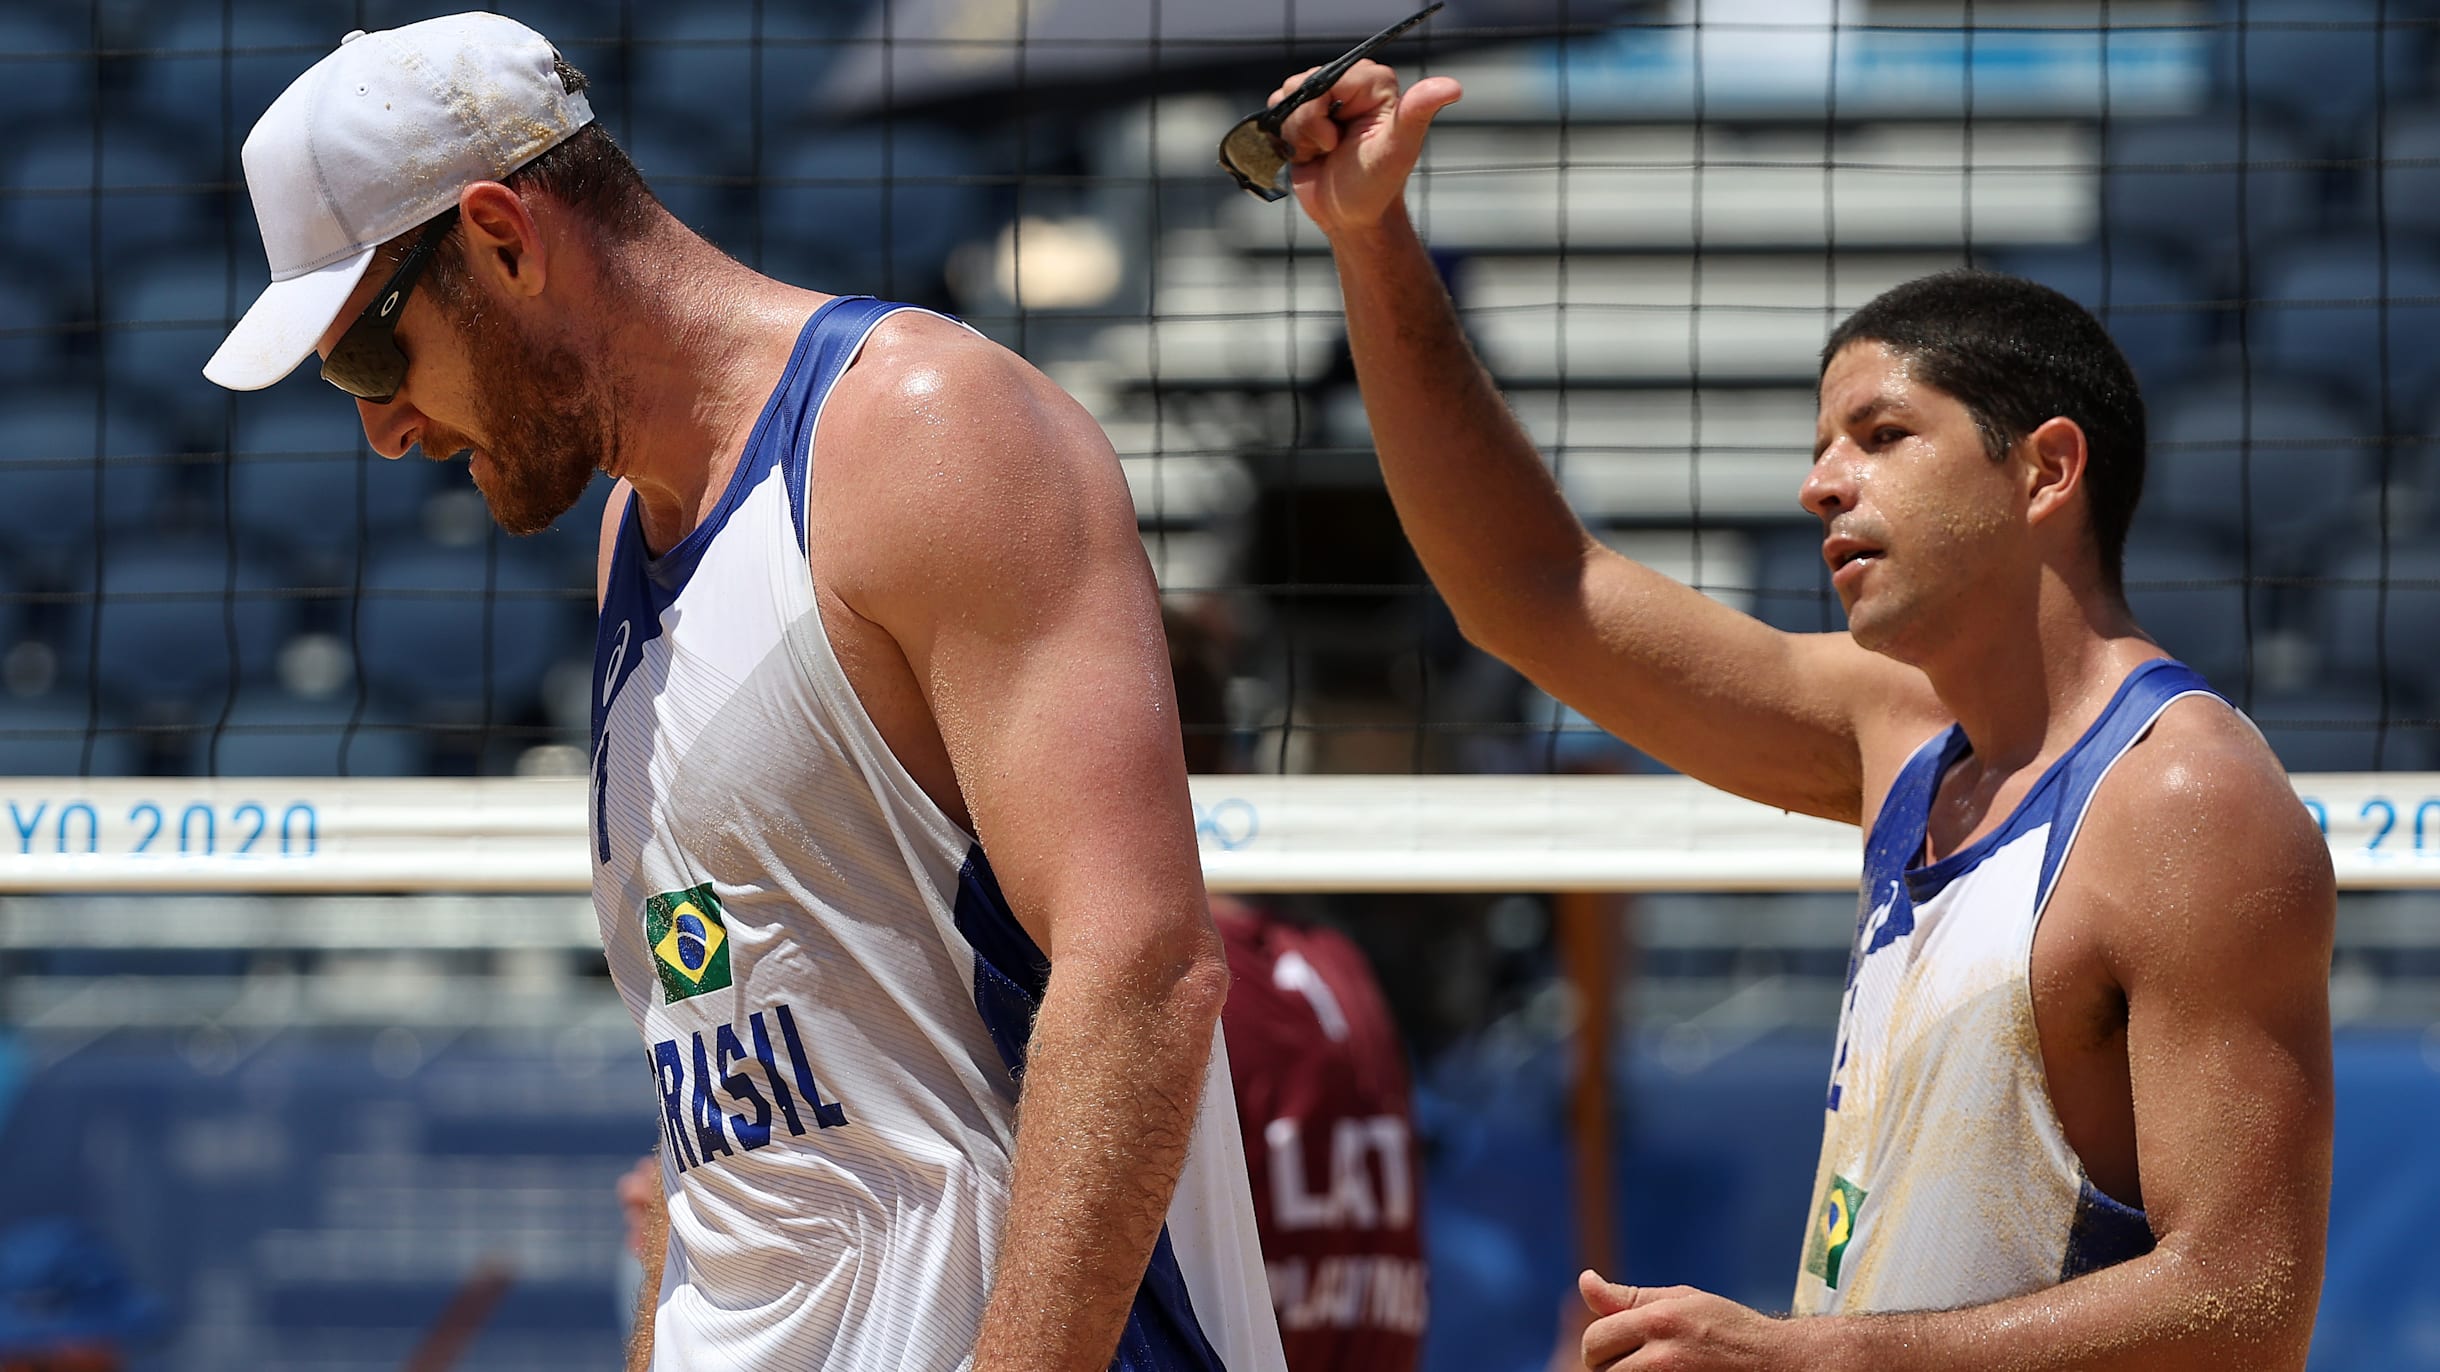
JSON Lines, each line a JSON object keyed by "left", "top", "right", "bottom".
{"left": 2023, "top": 415, "right": 2089, "bottom": 529}
{"left": 456, "top": 180, "right": 547, "bottom": 299}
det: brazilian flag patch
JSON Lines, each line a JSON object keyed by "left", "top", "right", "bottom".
{"left": 645, "top": 884, "right": 732, "bottom": 1004}
{"left": 1802, "top": 1174, "right": 1867, "bottom": 1289}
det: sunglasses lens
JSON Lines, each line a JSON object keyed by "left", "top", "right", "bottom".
{"left": 1220, "top": 120, "right": 1292, "bottom": 201}
{"left": 321, "top": 324, "right": 403, "bottom": 402}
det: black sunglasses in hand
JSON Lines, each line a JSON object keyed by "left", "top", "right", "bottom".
{"left": 320, "top": 207, "right": 461, "bottom": 403}
{"left": 1217, "top": 2, "right": 1445, "bottom": 202}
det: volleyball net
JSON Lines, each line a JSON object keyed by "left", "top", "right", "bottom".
{"left": 2, "top": 0, "right": 2438, "bottom": 890}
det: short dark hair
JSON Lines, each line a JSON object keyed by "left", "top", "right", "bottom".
{"left": 1821, "top": 269, "right": 2147, "bottom": 595}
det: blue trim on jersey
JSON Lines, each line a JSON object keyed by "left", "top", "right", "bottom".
{"left": 588, "top": 296, "right": 924, "bottom": 864}
{"left": 950, "top": 846, "right": 1227, "bottom": 1372}
{"left": 1894, "top": 659, "right": 2222, "bottom": 907}
{"left": 2061, "top": 1180, "right": 2156, "bottom": 1281}
{"left": 778, "top": 295, "right": 916, "bottom": 555}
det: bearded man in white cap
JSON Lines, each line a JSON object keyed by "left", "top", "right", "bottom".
{"left": 205, "top": 15, "right": 1287, "bottom": 1372}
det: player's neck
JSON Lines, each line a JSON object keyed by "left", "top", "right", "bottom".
{"left": 1922, "top": 568, "right": 2158, "bottom": 779}
{"left": 594, "top": 224, "right": 832, "bottom": 554}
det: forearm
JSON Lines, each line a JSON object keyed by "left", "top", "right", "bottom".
{"left": 1803, "top": 1243, "right": 2318, "bottom": 1372}
{"left": 1328, "top": 204, "right": 1601, "bottom": 651}
{"left": 973, "top": 940, "right": 1230, "bottom": 1372}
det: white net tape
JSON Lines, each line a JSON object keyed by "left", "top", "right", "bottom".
{"left": 0, "top": 774, "right": 2431, "bottom": 893}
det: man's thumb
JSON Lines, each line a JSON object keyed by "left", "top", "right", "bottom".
{"left": 1578, "top": 1269, "right": 1643, "bottom": 1317}
{"left": 1395, "top": 75, "right": 1464, "bottom": 136}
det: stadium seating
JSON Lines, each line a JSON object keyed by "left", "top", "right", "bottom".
{"left": 0, "top": 385, "right": 180, "bottom": 568}
{"left": 353, "top": 542, "right": 575, "bottom": 718}
{"left": 2141, "top": 373, "right": 2378, "bottom": 567}
{"left": 0, "top": 120, "right": 216, "bottom": 305}
{"left": 0, "top": 9, "right": 92, "bottom": 136}
{"left": 129, "top": 7, "right": 332, "bottom": 143}
{"left": 182, "top": 688, "right": 425, "bottom": 778}
{"left": 0, "top": 270, "right": 53, "bottom": 386}
{"left": 0, "top": 694, "right": 141, "bottom": 777}
{"left": 2247, "top": 684, "right": 2435, "bottom": 773}
{"left": 2250, "top": 236, "right": 2440, "bottom": 422}
{"left": 2210, "top": 0, "right": 2429, "bottom": 146}
{"left": 619, "top": 110, "right": 754, "bottom": 260}
{"left": 2100, "top": 114, "right": 2320, "bottom": 265}
{"left": 1989, "top": 245, "right": 2212, "bottom": 394}
{"left": 760, "top": 124, "right": 991, "bottom": 302}
{"left": 52, "top": 541, "right": 293, "bottom": 718}
{"left": 1746, "top": 525, "right": 1846, "bottom": 636}
{"left": 103, "top": 251, "right": 260, "bottom": 417}
{"left": 2311, "top": 544, "right": 2440, "bottom": 708}
{"left": 2369, "top": 102, "right": 2440, "bottom": 240}
{"left": 228, "top": 385, "right": 439, "bottom": 559}
{"left": 2120, "top": 535, "right": 2260, "bottom": 691}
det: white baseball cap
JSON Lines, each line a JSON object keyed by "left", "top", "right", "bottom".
{"left": 203, "top": 11, "right": 594, "bottom": 391}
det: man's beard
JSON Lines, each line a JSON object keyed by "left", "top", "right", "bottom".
{"left": 442, "top": 304, "right": 608, "bottom": 537}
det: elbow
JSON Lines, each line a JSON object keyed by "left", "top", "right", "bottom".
{"left": 1168, "top": 920, "right": 1231, "bottom": 1034}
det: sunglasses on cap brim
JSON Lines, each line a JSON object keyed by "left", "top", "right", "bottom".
{"left": 320, "top": 208, "right": 461, "bottom": 403}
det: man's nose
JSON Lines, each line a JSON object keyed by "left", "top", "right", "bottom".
{"left": 355, "top": 394, "right": 424, "bottom": 461}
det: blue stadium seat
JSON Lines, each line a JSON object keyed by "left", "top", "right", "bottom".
{"left": 0, "top": 270, "right": 58, "bottom": 387}
{"left": 2121, "top": 535, "right": 2262, "bottom": 691}
{"left": 2372, "top": 103, "right": 2440, "bottom": 239}
{"left": 0, "top": 121, "right": 213, "bottom": 294}
{"left": 761, "top": 125, "right": 991, "bottom": 297}
{"left": 1990, "top": 246, "right": 2212, "bottom": 395}
{"left": 183, "top": 689, "right": 425, "bottom": 778}
{"left": 2251, "top": 236, "right": 2440, "bottom": 421}
{"left": 103, "top": 251, "right": 262, "bottom": 407}
{"left": 228, "top": 383, "right": 437, "bottom": 557}
{"left": 52, "top": 541, "right": 294, "bottom": 715}
{"left": 2248, "top": 685, "right": 2434, "bottom": 772}
{"left": 130, "top": 8, "right": 330, "bottom": 147}
{"left": 0, "top": 10, "right": 93, "bottom": 136}
{"left": 1746, "top": 525, "right": 1845, "bottom": 635}
{"left": 0, "top": 386, "right": 181, "bottom": 563}
{"left": 2212, "top": 0, "right": 2428, "bottom": 144}
{"left": 0, "top": 696, "right": 142, "bottom": 778}
{"left": 2312, "top": 545, "right": 2440, "bottom": 706}
{"left": 355, "top": 543, "right": 577, "bottom": 715}
{"left": 2141, "top": 374, "right": 2377, "bottom": 564}
{"left": 2101, "top": 115, "right": 2320, "bottom": 262}
{"left": 620, "top": 111, "right": 751, "bottom": 257}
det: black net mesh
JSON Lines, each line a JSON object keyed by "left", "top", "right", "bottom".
{"left": 1, "top": 0, "right": 2433, "bottom": 778}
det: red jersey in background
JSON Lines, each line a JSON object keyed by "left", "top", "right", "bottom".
{"left": 1214, "top": 896, "right": 1427, "bottom": 1372}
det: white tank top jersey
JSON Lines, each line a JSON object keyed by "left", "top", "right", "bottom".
{"left": 1792, "top": 658, "right": 2228, "bottom": 1315}
{"left": 589, "top": 296, "right": 1288, "bottom": 1372}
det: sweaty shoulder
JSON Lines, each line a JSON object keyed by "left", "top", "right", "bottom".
{"left": 2076, "top": 695, "right": 2333, "bottom": 954}
{"left": 804, "top": 309, "right": 1139, "bottom": 615}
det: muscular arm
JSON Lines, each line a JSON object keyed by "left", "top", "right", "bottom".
{"left": 1584, "top": 718, "right": 2336, "bottom": 1372}
{"left": 1280, "top": 64, "right": 1935, "bottom": 822}
{"left": 822, "top": 325, "right": 1229, "bottom": 1372}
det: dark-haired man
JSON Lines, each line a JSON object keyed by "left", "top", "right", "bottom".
{"left": 204, "top": 14, "right": 1286, "bottom": 1372}
{"left": 1267, "top": 60, "right": 2333, "bottom": 1372}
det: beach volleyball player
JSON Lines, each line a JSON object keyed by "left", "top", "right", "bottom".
{"left": 203, "top": 15, "right": 1287, "bottom": 1372}
{"left": 1263, "top": 60, "right": 2335, "bottom": 1372}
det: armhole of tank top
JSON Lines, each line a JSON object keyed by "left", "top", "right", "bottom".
{"left": 791, "top": 306, "right": 982, "bottom": 864}
{"left": 2012, "top": 686, "right": 2227, "bottom": 1212}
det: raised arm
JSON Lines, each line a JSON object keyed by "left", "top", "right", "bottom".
{"left": 1276, "top": 62, "right": 1934, "bottom": 822}
{"left": 1579, "top": 715, "right": 2335, "bottom": 1372}
{"left": 819, "top": 321, "right": 1231, "bottom": 1372}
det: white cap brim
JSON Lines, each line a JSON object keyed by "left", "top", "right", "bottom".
{"left": 202, "top": 247, "right": 379, "bottom": 391}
